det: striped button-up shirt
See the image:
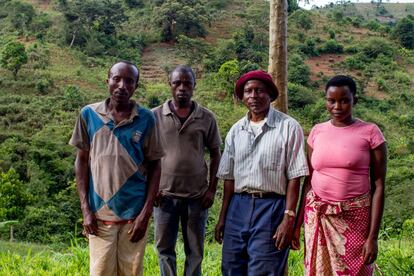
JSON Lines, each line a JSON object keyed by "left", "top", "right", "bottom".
{"left": 217, "top": 107, "right": 309, "bottom": 195}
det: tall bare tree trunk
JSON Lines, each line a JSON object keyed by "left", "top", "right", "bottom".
{"left": 269, "top": 0, "right": 288, "bottom": 114}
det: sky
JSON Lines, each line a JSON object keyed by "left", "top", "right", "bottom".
{"left": 299, "top": 0, "right": 414, "bottom": 10}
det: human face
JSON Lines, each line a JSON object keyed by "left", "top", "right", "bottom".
{"left": 325, "top": 85, "right": 355, "bottom": 126}
{"left": 107, "top": 62, "right": 138, "bottom": 106}
{"left": 169, "top": 70, "right": 195, "bottom": 107}
{"left": 242, "top": 80, "right": 271, "bottom": 121}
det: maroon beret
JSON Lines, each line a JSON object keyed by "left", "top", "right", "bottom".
{"left": 234, "top": 70, "right": 279, "bottom": 101}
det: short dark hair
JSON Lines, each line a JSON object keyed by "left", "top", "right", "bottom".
{"left": 325, "top": 75, "right": 357, "bottom": 96}
{"left": 108, "top": 60, "right": 139, "bottom": 80}
{"left": 169, "top": 65, "right": 196, "bottom": 83}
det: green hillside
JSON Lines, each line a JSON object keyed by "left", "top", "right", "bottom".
{"left": 0, "top": 0, "right": 414, "bottom": 273}
{"left": 317, "top": 2, "right": 414, "bottom": 22}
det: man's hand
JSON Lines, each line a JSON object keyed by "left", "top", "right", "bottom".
{"left": 128, "top": 212, "right": 150, "bottom": 242}
{"left": 215, "top": 219, "right": 225, "bottom": 244}
{"left": 201, "top": 190, "right": 215, "bottom": 209}
{"left": 273, "top": 215, "right": 295, "bottom": 250}
{"left": 153, "top": 191, "right": 163, "bottom": 207}
{"left": 82, "top": 211, "right": 98, "bottom": 236}
{"left": 291, "top": 225, "right": 301, "bottom": 250}
{"left": 362, "top": 237, "right": 378, "bottom": 265}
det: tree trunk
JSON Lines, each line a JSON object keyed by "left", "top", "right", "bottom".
{"left": 10, "top": 225, "right": 14, "bottom": 242}
{"left": 269, "top": 0, "right": 288, "bottom": 114}
{"left": 69, "top": 32, "right": 76, "bottom": 48}
{"left": 13, "top": 68, "right": 18, "bottom": 81}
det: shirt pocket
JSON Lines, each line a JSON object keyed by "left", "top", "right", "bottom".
{"left": 260, "top": 147, "right": 284, "bottom": 171}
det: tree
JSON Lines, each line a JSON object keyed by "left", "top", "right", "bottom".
{"left": 57, "top": 0, "right": 125, "bottom": 48}
{"left": 5, "top": 1, "right": 35, "bottom": 35}
{"left": 216, "top": 60, "right": 241, "bottom": 97}
{"left": 154, "top": 0, "right": 208, "bottom": 42}
{"left": 0, "top": 169, "right": 30, "bottom": 221}
{"left": 288, "top": 0, "right": 299, "bottom": 14}
{"left": 0, "top": 41, "right": 28, "bottom": 80}
{"left": 393, "top": 16, "right": 414, "bottom": 49}
{"left": 176, "top": 35, "right": 211, "bottom": 67}
{"left": 269, "top": 0, "right": 288, "bottom": 113}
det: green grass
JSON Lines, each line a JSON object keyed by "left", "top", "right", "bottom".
{"left": 1, "top": 238, "right": 413, "bottom": 275}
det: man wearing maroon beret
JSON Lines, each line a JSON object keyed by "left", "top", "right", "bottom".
{"left": 215, "top": 70, "right": 309, "bottom": 275}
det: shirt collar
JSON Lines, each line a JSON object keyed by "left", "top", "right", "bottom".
{"left": 161, "top": 100, "right": 203, "bottom": 118}
{"left": 95, "top": 98, "right": 140, "bottom": 120}
{"left": 240, "top": 107, "right": 280, "bottom": 130}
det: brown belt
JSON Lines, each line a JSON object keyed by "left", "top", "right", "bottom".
{"left": 239, "top": 191, "right": 280, "bottom": 199}
{"left": 100, "top": 219, "right": 134, "bottom": 225}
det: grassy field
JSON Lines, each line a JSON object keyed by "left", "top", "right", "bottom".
{"left": 0, "top": 237, "right": 413, "bottom": 275}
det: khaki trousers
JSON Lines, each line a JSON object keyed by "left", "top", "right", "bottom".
{"left": 89, "top": 221, "right": 148, "bottom": 276}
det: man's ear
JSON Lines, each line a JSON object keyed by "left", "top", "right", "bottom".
{"left": 353, "top": 96, "right": 358, "bottom": 105}
{"left": 193, "top": 81, "right": 197, "bottom": 89}
{"left": 105, "top": 79, "right": 109, "bottom": 85}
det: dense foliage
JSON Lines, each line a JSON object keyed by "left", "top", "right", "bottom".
{"left": 0, "top": 5, "right": 413, "bottom": 273}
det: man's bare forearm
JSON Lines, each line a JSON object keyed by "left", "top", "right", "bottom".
{"left": 285, "top": 177, "right": 301, "bottom": 213}
{"left": 140, "top": 159, "right": 161, "bottom": 219}
{"left": 218, "top": 179, "right": 234, "bottom": 222}
{"left": 75, "top": 149, "right": 91, "bottom": 216}
{"left": 208, "top": 147, "right": 221, "bottom": 193}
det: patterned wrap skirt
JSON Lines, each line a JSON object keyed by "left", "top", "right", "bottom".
{"left": 304, "top": 190, "right": 373, "bottom": 276}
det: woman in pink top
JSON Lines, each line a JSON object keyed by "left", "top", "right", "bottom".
{"left": 292, "top": 75, "right": 387, "bottom": 275}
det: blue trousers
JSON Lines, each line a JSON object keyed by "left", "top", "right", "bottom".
{"left": 154, "top": 196, "right": 208, "bottom": 276}
{"left": 222, "top": 193, "right": 289, "bottom": 276}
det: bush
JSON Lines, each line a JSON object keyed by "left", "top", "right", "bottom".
{"left": 27, "top": 44, "right": 50, "bottom": 70}
{"left": 0, "top": 41, "right": 28, "bottom": 80}
{"left": 393, "top": 16, "right": 414, "bottom": 49}
{"left": 364, "top": 19, "right": 382, "bottom": 31}
{"left": 62, "top": 85, "right": 84, "bottom": 111}
{"left": 328, "top": 29, "right": 336, "bottom": 39}
{"left": 288, "top": 83, "right": 317, "bottom": 109}
{"left": 0, "top": 169, "right": 31, "bottom": 221}
{"left": 290, "top": 10, "right": 312, "bottom": 30}
{"left": 16, "top": 205, "right": 74, "bottom": 243}
{"left": 393, "top": 71, "right": 411, "bottom": 85}
{"left": 204, "top": 39, "right": 236, "bottom": 72}
{"left": 35, "top": 77, "right": 53, "bottom": 94}
{"left": 215, "top": 60, "right": 240, "bottom": 97}
{"left": 177, "top": 35, "right": 211, "bottom": 66}
{"left": 288, "top": 54, "right": 311, "bottom": 86}
{"left": 343, "top": 56, "right": 365, "bottom": 70}
{"left": 376, "top": 78, "right": 389, "bottom": 92}
{"left": 361, "top": 37, "right": 395, "bottom": 59}
{"left": 319, "top": 39, "right": 344, "bottom": 54}
{"left": 299, "top": 38, "right": 319, "bottom": 56}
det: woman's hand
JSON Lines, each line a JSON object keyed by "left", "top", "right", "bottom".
{"left": 362, "top": 237, "right": 378, "bottom": 264}
{"left": 291, "top": 225, "right": 301, "bottom": 250}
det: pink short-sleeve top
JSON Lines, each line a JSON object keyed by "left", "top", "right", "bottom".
{"left": 307, "top": 119, "right": 385, "bottom": 201}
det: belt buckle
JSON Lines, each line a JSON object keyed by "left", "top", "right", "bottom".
{"left": 251, "top": 192, "right": 263, "bottom": 198}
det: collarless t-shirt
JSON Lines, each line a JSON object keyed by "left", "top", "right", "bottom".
{"left": 308, "top": 119, "right": 386, "bottom": 201}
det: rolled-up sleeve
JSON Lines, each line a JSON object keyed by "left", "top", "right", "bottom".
{"left": 216, "top": 127, "right": 235, "bottom": 180}
{"left": 286, "top": 122, "right": 309, "bottom": 180}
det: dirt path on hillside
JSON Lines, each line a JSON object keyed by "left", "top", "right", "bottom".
{"left": 139, "top": 43, "right": 184, "bottom": 83}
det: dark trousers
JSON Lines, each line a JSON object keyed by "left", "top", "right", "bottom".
{"left": 222, "top": 193, "right": 289, "bottom": 276}
{"left": 154, "top": 196, "right": 208, "bottom": 276}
